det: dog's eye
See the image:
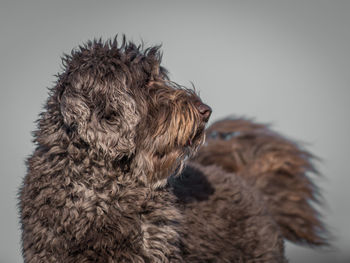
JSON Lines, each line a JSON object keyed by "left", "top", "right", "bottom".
{"left": 104, "top": 113, "right": 113, "bottom": 121}
{"left": 208, "top": 131, "right": 218, "bottom": 139}
{"left": 104, "top": 112, "right": 118, "bottom": 124}
{"left": 208, "top": 131, "right": 242, "bottom": 140}
{"left": 221, "top": 131, "right": 241, "bottom": 140}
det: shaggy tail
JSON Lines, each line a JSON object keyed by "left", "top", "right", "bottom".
{"left": 193, "top": 118, "right": 328, "bottom": 246}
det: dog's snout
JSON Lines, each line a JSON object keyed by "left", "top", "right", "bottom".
{"left": 195, "top": 102, "right": 212, "bottom": 122}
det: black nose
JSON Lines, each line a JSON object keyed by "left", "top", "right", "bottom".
{"left": 195, "top": 102, "right": 212, "bottom": 122}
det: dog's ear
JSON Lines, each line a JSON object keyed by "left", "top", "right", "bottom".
{"left": 60, "top": 75, "right": 140, "bottom": 160}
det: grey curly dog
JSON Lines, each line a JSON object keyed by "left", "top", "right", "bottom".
{"left": 19, "top": 37, "right": 327, "bottom": 262}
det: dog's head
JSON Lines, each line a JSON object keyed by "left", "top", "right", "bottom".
{"left": 48, "top": 37, "right": 211, "bottom": 184}
{"left": 135, "top": 79, "right": 211, "bottom": 184}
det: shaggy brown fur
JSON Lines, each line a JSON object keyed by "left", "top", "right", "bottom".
{"left": 19, "top": 37, "right": 325, "bottom": 262}
{"left": 193, "top": 118, "right": 328, "bottom": 246}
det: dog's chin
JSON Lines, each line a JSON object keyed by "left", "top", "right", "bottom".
{"left": 168, "top": 131, "right": 205, "bottom": 177}
{"left": 148, "top": 128, "right": 205, "bottom": 186}
{"left": 186, "top": 128, "right": 206, "bottom": 153}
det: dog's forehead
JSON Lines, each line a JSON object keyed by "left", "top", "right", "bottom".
{"left": 63, "top": 40, "right": 166, "bottom": 83}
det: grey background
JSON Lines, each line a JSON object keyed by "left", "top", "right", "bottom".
{"left": 1, "top": 0, "right": 349, "bottom": 262}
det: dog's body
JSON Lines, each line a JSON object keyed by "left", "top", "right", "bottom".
{"left": 194, "top": 118, "right": 327, "bottom": 246}
{"left": 171, "top": 162, "right": 285, "bottom": 262}
{"left": 19, "top": 38, "right": 326, "bottom": 262}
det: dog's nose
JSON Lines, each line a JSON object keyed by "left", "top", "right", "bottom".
{"left": 195, "top": 102, "right": 212, "bottom": 122}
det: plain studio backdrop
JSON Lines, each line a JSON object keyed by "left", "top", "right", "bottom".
{"left": 1, "top": 1, "right": 349, "bottom": 262}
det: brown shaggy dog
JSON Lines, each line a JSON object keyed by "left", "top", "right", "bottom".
{"left": 19, "top": 37, "right": 326, "bottom": 262}
{"left": 193, "top": 118, "right": 328, "bottom": 246}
